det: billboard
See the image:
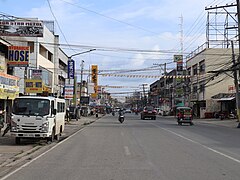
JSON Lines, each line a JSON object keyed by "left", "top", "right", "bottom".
{"left": 31, "top": 69, "right": 42, "bottom": 79}
{"left": 0, "top": 20, "right": 43, "bottom": 37}
{"left": 25, "top": 79, "right": 43, "bottom": 93}
{"left": 0, "top": 72, "right": 19, "bottom": 99}
{"left": 91, "top": 65, "right": 98, "bottom": 98}
{"left": 80, "top": 96, "right": 90, "bottom": 104}
{"left": 8, "top": 46, "right": 30, "bottom": 67}
{"left": 173, "top": 55, "right": 183, "bottom": 62}
{"left": 67, "top": 59, "right": 75, "bottom": 79}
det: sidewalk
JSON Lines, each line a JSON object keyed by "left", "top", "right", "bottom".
{"left": 160, "top": 115, "right": 240, "bottom": 128}
{"left": 0, "top": 114, "right": 101, "bottom": 178}
{"left": 194, "top": 117, "right": 240, "bottom": 128}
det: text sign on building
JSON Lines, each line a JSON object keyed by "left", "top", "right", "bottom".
{"left": 0, "top": 20, "right": 43, "bottom": 37}
{"left": 173, "top": 55, "right": 183, "bottom": 62}
{"left": 64, "top": 84, "right": 74, "bottom": 99}
{"left": 25, "top": 79, "right": 43, "bottom": 93}
{"left": 91, "top": 65, "right": 98, "bottom": 98}
{"left": 8, "top": 46, "right": 30, "bottom": 67}
{"left": 68, "top": 59, "right": 75, "bottom": 79}
{"left": 91, "top": 65, "right": 98, "bottom": 84}
{"left": 32, "top": 69, "right": 42, "bottom": 80}
{"left": 0, "top": 72, "right": 19, "bottom": 100}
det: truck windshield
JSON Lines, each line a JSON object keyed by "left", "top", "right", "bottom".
{"left": 12, "top": 98, "right": 50, "bottom": 116}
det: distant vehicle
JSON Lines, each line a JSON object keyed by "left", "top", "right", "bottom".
{"left": 140, "top": 106, "right": 157, "bottom": 120}
{"left": 125, "top": 109, "right": 132, "bottom": 113}
{"left": 11, "top": 96, "right": 66, "bottom": 144}
{"left": 176, "top": 106, "right": 193, "bottom": 125}
{"left": 68, "top": 105, "right": 77, "bottom": 119}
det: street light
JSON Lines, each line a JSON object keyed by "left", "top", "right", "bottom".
{"left": 67, "top": 49, "right": 96, "bottom": 105}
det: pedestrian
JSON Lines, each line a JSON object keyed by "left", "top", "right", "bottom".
{"left": 0, "top": 110, "right": 4, "bottom": 136}
{"left": 66, "top": 107, "right": 71, "bottom": 122}
{"left": 2, "top": 108, "right": 12, "bottom": 137}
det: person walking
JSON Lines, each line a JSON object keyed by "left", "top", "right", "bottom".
{"left": 0, "top": 110, "right": 4, "bottom": 136}
{"left": 2, "top": 109, "right": 11, "bottom": 137}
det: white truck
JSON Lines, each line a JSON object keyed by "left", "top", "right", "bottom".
{"left": 10, "top": 96, "right": 65, "bottom": 144}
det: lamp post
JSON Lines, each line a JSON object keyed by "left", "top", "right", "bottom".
{"left": 67, "top": 49, "right": 96, "bottom": 105}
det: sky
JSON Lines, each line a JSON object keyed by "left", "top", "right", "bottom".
{"left": 0, "top": 0, "right": 236, "bottom": 99}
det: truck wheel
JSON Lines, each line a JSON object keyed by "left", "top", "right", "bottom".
{"left": 54, "top": 133, "right": 60, "bottom": 141}
{"left": 48, "top": 129, "right": 55, "bottom": 143}
{"left": 16, "top": 137, "right": 21, "bottom": 145}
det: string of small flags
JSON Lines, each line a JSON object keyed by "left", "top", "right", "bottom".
{"left": 100, "top": 74, "right": 195, "bottom": 78}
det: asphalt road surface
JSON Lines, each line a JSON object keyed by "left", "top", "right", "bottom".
{"left": 1, "top": 114, "right": 240, "bottom": 180}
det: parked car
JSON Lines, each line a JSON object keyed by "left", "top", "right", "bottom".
{"left": 140, "top": 106, "right": 157, "bottom": 120}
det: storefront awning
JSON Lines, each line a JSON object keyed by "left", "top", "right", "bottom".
{"left": 215, "top": 97, "right": 235, "bottom": 101}
{"left": 211, "top": 93, "right": 235, "bottom": 101}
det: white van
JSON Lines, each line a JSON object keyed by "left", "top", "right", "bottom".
{"left": 11, "top": 96, "right": 65, "bottom": 144}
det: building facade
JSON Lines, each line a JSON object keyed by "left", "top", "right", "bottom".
{"left": 0, "top": 18, "right": 68, "bottom": 97}
{"left": 186, "top": 47, "right": 235, "bottom": 118}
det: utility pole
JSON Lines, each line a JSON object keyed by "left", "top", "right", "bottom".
{"left": 79, "top": 60, "right": 84, "bottom": 105}
{"left": 153, "top": 63, "right": 167, "bottom": 108}
{"left": 142, "top": 84, "right": 147, "bottom": 106}
{"left": 236, "top": 0, "right": 240, "bottom": 127}
{"left": 68, "top": 49, "right": 96, "bottom": 105}
{"left": 231, "top": 41, "right": 240, "bottom": 126}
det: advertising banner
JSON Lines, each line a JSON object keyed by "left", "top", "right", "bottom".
{"left": 0, "top": 20, "right": 43, "bottom": 37}
{"left": 67, "top": 59, "right": 75, "bottom": 79}
{"left": 25, "top": 79, "right": 43, "bottom": 93}
{"left": 0, "top": 72, "right": 19, "bottom": 99}
{"left": 31, "top": 69, "right": 42, "bottom": 79}
{"left": 91, "top": 65, "right": 98, "bottom": 98}
{"left": 8, "top": 46, "right": 30, "bottom": 67}
{"left": 64, "top": 84, "right": 74, "bottom": 99}
{"left": 173, "top": 55, "right": 183, "bottom": 62}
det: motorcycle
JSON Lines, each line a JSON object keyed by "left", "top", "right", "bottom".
{"left": 112, "top": 111, "right": 115, "bottom": 116}
{"left": 118, "top": 111, "right": 124, "bottom": 123}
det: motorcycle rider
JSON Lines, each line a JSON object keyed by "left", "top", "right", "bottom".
{"left": 118, "top": 108, "right": 125, "bottom": 123}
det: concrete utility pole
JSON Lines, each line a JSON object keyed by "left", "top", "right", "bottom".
{"left": 68, "top": 49, "right": 96, "bottom": 105}
{"left": 236, "top": 0, "right": 240, "bottom": 127}
{"left": 80, "top": 60, "right": 84, "bottom": 104}
{"left": 142, "top": 84, "right": 147, "bottom": 106}
{"left": 231, "top": 41, "right": 240, "bottom": 125}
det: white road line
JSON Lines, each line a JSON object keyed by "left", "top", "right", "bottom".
{"left": 154, "top": 124, "right": 240, "bottom": 164}
{"left": 0, "top": 128, "right": 86, "bottom": 180}
{"left": 124, "top": 146, "right": 131, "bottom": 156}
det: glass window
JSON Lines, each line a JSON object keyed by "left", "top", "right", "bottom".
{"left": 12, "top": 98, "right": 50, "bottom": 116}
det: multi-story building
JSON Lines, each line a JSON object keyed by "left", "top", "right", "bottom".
{"left": 150, "top": 69, "right": 188, "bottom": 115}
{"left": 186, "top": 45, "right": 235, "bottom": 118}
{"left": 0, "top": 17, "right": 68, "bottom": 98}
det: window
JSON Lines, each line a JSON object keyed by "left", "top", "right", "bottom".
{"left": 199, "top": 82, "right": 205, "bottom": 92}
{"left": 193, "top": 65, "right": 198, "bottom": 75}
{"left": 187, "top": 67, "right": 191, "bottom": 75}
{"left": 199, "top": 60, "right": 205, "bottom": 74}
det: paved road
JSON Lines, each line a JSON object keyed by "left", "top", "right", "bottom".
{"left": 1, "top": 114, "right": 240, "bottom": 180}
